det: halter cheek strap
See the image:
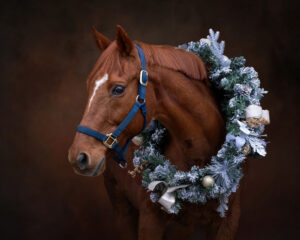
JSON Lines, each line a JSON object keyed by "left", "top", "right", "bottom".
{"left": 76, "top": 43, "right": 148, "bottom": 168}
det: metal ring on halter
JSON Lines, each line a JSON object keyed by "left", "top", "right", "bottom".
{"left": 139, "top": 70, "right": 148, "bottom": 86}
{"left": 136, "top": 95, "right": 146, "bottom": 104}
{"left": 119, "top": 162, "right": 128, "bottom": 168}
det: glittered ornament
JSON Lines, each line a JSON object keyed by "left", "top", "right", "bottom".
{"left": 202, "top": 176, "right": 215, "bottom": 188}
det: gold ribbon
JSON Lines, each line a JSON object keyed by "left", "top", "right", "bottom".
{"left": 148, "top": 181, "right": 189, "bottom": 212}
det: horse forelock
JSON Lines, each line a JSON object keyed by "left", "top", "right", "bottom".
{"left": 137, "top": 42, "right": 208, "bottom": 83}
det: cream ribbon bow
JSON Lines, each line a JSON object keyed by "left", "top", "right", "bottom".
{"left": 148, "top": 181, "right": 189, "bottom": 212}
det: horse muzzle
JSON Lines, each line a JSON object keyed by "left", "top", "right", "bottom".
{"left": 68, "top": 149, "right": 106, "bottom": 177}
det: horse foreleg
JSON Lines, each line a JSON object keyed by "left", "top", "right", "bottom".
{"left": 138, "top": 201, "right": 168, "bottom": 240}
{"left": 104, "top": 176, "right": 138, "bottom": 240}
{"left": 206, "top": 189, "right": 241, "bottom": 240}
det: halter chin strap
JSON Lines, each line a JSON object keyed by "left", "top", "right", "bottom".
{"left": 77, "top": 43, "right": 148, "bottom": 168}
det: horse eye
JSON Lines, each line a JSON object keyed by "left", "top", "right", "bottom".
{"left": 111, "top": 85, "right": 125, "bottom": 96}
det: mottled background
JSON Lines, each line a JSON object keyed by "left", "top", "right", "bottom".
{"left": 1, "top": 0, "right": 299, "bottom": 239}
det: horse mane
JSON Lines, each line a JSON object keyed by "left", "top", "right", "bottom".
{"left": 138, "top": 42, "right": 209, "bottom": 84}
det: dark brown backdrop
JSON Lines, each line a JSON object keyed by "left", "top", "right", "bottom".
{"left": 1, "top": 0, "right": 299, "bottom": 239}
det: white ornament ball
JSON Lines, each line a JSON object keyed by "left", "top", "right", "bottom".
{"left": 245, "top": 104, "right": 262, "bottom": 119}
{"left": 132, "top": 136, "right": 144, "bottom": 146}
{"left": 200, "top": 38, "right": 211, "bottom": 46}
{"left": 202, "top": 175, "right": 215, "bottom": 188}
{"left": 235, "top": 136, "right": 246, "bottom": 149}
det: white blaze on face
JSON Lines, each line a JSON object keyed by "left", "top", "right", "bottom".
{"left": 88, "top": 73, "right": 108, "bottom": 109}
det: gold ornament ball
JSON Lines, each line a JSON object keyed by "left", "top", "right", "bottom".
{"left": 202, "top": 175, "right": 215, "bottom": 188}
{"left": 132, "top": 136, "right": 144, "bottom": 146}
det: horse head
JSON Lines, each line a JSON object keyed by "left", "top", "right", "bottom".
{"left": 69, "top": 25, "right": 225, "bottom": 177}
{"left": 68, "top": 26, "right": 152, "bottom": 176}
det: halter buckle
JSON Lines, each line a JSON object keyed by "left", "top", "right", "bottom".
{"left": 104, "top": 133, "right": 117, "bottom": 149}
{"left": 118, "top": 162, "right": 128, "bottom": 168}
{"left": 140, "top": 70, "right": 148, "bottom": 86}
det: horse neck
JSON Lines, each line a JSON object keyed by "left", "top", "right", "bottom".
{"left": 148, "top": 66, "right": 225, "bottom": 170}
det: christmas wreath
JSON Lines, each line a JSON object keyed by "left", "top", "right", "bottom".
{"left": 130, "top": 29, "right": 270, "bottom": 217}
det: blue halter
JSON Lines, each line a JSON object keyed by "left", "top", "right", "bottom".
{"left": 77, "top": 43, "right": 148, "bottom": 168}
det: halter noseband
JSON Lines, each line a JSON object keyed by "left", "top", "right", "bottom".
{"left": 76, "top": 43, "right": 148, "bottom": 168}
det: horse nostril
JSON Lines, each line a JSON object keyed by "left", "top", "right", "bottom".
{"left": 77, "top": 152, "right": 89, "bottom": 170}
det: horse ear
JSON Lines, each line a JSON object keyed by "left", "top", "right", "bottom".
{"left": 116, "top": 25, "right": 133, "bottom": 55}
{"left": 92, "top": 26, "right": 111, "bottom": 51}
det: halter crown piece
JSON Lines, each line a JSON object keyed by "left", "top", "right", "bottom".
{"left": 77, "top": 43, "right": 148, "bottom": 168}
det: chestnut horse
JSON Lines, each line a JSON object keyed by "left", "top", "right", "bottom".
{"left": 68, "top": 25, "right": 242, "bottom": 240}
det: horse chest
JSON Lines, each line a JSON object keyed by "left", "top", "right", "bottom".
{"left": 104, "top": 149, "right": 147, "bottom": 210}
